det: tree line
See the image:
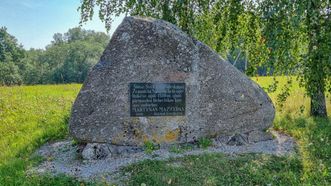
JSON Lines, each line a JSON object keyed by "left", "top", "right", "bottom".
{"left": 0, "top": 27, "right": 109, "bottom": 85}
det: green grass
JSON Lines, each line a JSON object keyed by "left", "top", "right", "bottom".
{"left": 253, "top": 76, "right": 331, "bottom": 116}
{"left": 123, "top": 154, "right": 303, "bottom": 186}
{"left": 123, "top": 116, "right": 330, "bottom": 186}
{"left": 0, "top": 84, "right": 92, "bottom": 185}
{"left": 144, "top": 141, "right": 160, "bottom": 154}
{"left": 0, "top": 77, "right": 330, "bottom": 185}
{"left": 197, "top": 137, "right": 213, "bottom": 149}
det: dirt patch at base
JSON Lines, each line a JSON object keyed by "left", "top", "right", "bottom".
{"left": 29, "top": 130, "right": 296, "bottom": 184}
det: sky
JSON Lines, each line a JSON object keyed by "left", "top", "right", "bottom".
{"left": 0, "top": 0, "right": 124, "bottom": 49}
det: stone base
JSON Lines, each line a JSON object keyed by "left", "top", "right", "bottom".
{"left": 81, "top": 143, "right": 144, "bottom": 160}
{"left": 247, "top": 130, "right": 274, "bottom": 143}
{"left": 80, "top": 130, "right": 273, "bottom": 160}
{"left": 30, "top": 130, "right": 295, "bottom": 183}
{"left": 214, "top": 130, "right": 273, "bottom": 146}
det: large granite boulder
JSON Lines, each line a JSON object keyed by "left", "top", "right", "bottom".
{"left": 69, "top": 16, "right": 275, "bottom": 146}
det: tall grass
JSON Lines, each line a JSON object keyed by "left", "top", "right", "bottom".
{"left": 0, "top": 84, "right": 87, "bottom": 185}
{"left": 253, "top": 76, "right": 330, "bottom": 116}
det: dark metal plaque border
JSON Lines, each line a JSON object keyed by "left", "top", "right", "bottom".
{"left": 129, "top": 83, "right": 186, "bottom": 117}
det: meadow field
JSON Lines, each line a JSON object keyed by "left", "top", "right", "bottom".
{"left": 0, "top": 77, "right": 330, "bottom": 185}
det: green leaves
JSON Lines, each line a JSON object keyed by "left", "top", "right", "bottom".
{"left": 0, "top": 27, "right": 25, "bottom": 63}
{"left": 79, "top": 0, "right": 213, "bottom": 33}
{"left": 1, "top": 27, "right": 110, "bottom": 85}
{"left": 0, "top": 27, "right": 25, "bottom": 86}
{"left": 0, "top": 62, "right": 22, "bottom": 86}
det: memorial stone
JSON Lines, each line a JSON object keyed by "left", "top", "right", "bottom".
{"left": 69, "top": 16, "right": 275, "bottom": 146}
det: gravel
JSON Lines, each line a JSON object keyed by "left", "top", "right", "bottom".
{"left": 29, "top": 130, "right": 296, "bottom": 184}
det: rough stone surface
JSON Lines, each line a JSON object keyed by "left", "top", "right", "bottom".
{"left": 81, "top": 143, "right": 111, "bottom": 160}
{"left": 69, "top": 16, "right": 275, "bottom": 146}
{"left": 226, "top": 133, "right": 249, "bottom": 146}
{"left": 248, "top": 130, "right": 274, "bottom": 143}
{"left": 81, "top": 143, "right": 144, "bottom": 160}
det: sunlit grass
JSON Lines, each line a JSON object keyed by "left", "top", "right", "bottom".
{"left": 0, "top": 84, "right": 81, "bottom": 162}
{"left": 0, "top": 84, "right": 86, "bottom": 185}
{"left": 253, "top": 76, "right": 330, "bottom": 116}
